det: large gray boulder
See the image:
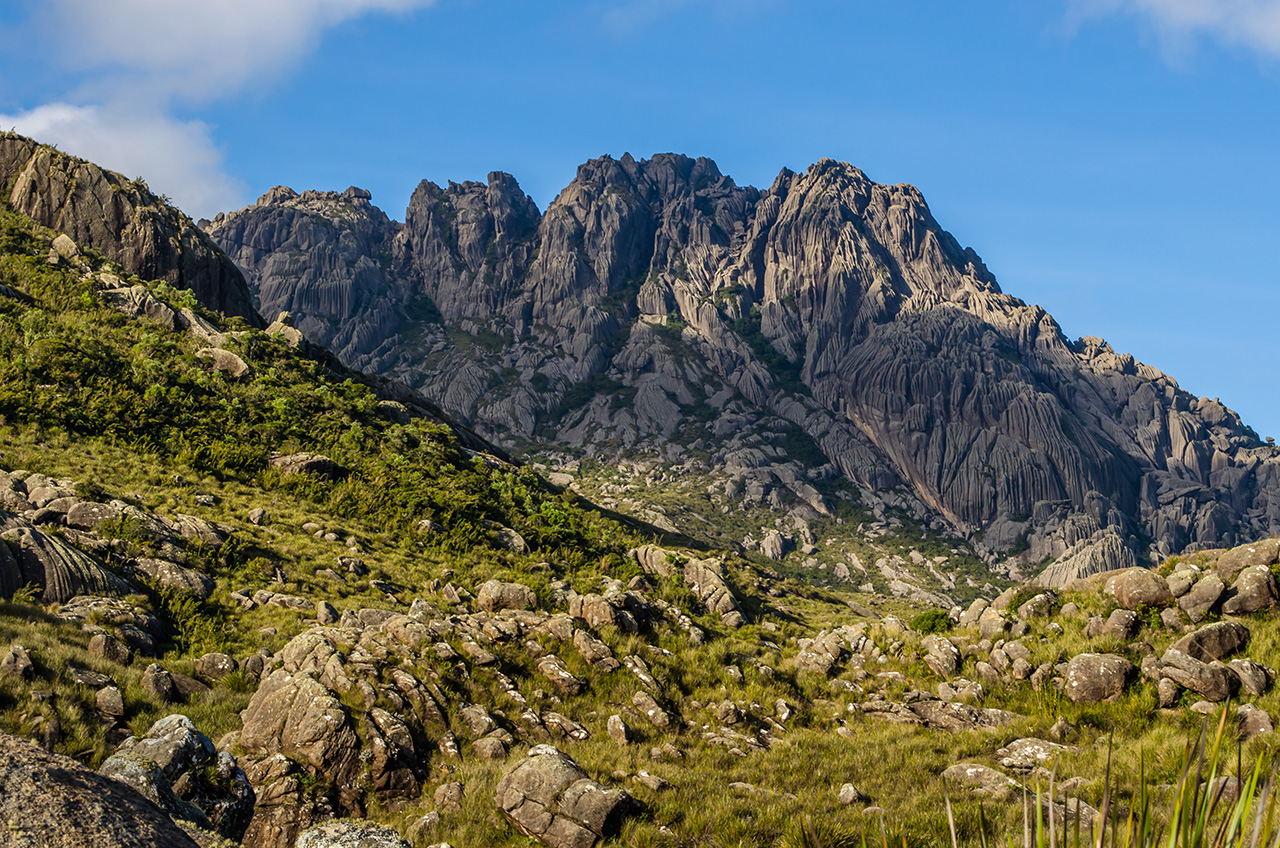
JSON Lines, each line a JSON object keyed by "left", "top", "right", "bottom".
{"left": 295, "top": 821, "right": 411, "bottom": 848}
{"left": 1158, "top": 650, "right": 1237, "bottom": 702}
{"left": 1217, "top": 539, "right": 1280, "bottom": 583}
{"left": 1222, "top": 565, "right": 1278, "bottom": 615}
{"left": 495, "top": 745, "right": 636, "bottom": 848}
{"left": 1178, "top": 574, "right": 1225, "bottom": 622}
{"left": 1, "top": 524, "right": 132, "bottom": 602}
{"left": 1109, "top": 568, "right": 1172, "bottom": 610}
{"left": 1065, "top": 653, "right": 1134, "bottom": 703}
{"left": 0, "top": 730, "right": 200, "bottom": 847}
{"left": 129, "top": 558, "right": 214, "bottom": 601}
{"left": 106, "top": 714, "right": 255, "bottom": 841}
{"left": 477, "top": 579, "right": 538, "bottom": 612}
{"left": 239, "top": 670, "right": 361, "bottom": 787}
{"left": 1169, "top": 621, "right": 1249, "bottom": 663}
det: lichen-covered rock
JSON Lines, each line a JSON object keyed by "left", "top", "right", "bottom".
{"left": 1169, "top": 621, "right": 1249, "bottom": 663}
{"left": 239, "top": 670, "right": 361, "bottom": 787}
{"left": 1217, "top": 538, "right": 1280, "bottom": 583}
{"left": 129, "top": 558, "right": 214, "bottom": 601}
{"left": 1178, "top": 574, "right": 1225, "bottom": 622}
{"left": 1222, "top": 565, "right": 1278, "bottom": 615}
{"left": 921, "top": 635, "right": 960, "bottom": 678}
{"left": 295, "top": 822, "right": 411, "bottom": 848}
{"left": 1065, "top": 653, "right": 1134, "bottom": 703}
{"left": 1109, "top": 568, "right": 1173, "bottom": 610}
{"left": 0, "top": 730, "right": 202, "bottom": 847}
{"left": 477, "top": 579, "right": 538, "bottom": 612}
{"left": 495, "top": 745, "right": 636, "bottom": 848}
{"left": 1158, "top": 650, "right": 1237, "bottom": 702}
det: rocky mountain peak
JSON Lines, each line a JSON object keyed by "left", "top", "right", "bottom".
{"left": 207, "top": 152, "right": 1280, "bottom": 589}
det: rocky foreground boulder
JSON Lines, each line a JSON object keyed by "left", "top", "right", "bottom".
{"left": 495, "top": 745, "right": 636, "bottom": 848}
{"left": 0, "top": 731, "right": 201, "bottom": 848}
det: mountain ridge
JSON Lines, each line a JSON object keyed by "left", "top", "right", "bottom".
{"left": 207, "top": 151, "right": 1280, "bottom": 588}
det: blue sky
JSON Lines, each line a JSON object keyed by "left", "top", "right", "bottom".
{"left": 1, "top": 1, "right": 1278, "bottom": 437}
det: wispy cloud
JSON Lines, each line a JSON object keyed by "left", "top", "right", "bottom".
{"left": 1068, "top": 0, "right": 1280, "bottom": 58}
{"left": 4, "top": 0, "right": 437, "bottom": 218}
{"left": 37, "top": 0, "right": 436, "bottom": 102}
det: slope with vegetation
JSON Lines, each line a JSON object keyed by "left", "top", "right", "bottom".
{"left": 1, "top": 137, "right": 1280, "bottom": 848}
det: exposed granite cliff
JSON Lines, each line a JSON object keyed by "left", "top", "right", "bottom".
{"left": 0, "top": 133, "right": 259, "bottom": 325}
{"left": 207, "top": 154, "right": 1280, "bottom": 584}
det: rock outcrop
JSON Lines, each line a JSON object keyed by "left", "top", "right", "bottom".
{"left": 208, "top": 153, "right": 1280, "bottom": 583}
{"left": 0, "top": 133, "right": 259, "bottom": 324}
{"left": 0, "top": 731, "right": 202, "bottom": 847}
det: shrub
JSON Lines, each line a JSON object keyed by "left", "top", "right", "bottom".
{"left": 911, "top": 608, "right": 952, "bottom": 635}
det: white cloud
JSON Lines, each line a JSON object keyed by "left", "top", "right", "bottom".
{"left": 40, "top": 0, "right": 437, "bottom": 101}
{"left": 0, "top": 103, "right": 246, "bottom": 219}
{"left": 1069, "top": 0, "right": 1280, "bottom": 57}
{"left": 4, "top": 0, "right": 438, "bottom": 218}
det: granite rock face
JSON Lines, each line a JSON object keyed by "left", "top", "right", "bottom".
{"left": 208, "top": 153, "right": 1280, "bottom": 583}
{"left": 0, "top": 731, "right": 202, "bottom": 847}
{"left": 0, "top": 133, "right": 259, "bottom": 324}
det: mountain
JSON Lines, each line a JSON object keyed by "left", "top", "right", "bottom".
{"left": 207, "top": 154, "right": 1280, "bottom": 587}
{"left": 7, "top": 134, "right": 1280, "bottom": 848}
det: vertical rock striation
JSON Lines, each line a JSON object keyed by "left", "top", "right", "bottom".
{"left": 207, "top": 153, "right": 1280, "bottom": 583}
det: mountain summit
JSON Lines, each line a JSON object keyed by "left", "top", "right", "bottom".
{"left": 207, "top": 153, "right": 1280, "bottom": 586}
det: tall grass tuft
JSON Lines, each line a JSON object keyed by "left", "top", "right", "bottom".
{"left": 944, "top": 705, "right": 1280, "bottom": 848}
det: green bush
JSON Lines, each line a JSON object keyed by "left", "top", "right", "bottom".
{"left": 911, "top": 608, "right": 952, "bottom": 635}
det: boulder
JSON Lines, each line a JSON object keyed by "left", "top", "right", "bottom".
{"left": 495, "top": 745, "right": 636, "bottom": 848}
{"left": 1159, "top": 650, "right": 1236, "bottom": 702}
{"left": 96, "top": 685, "right": 125, "bottom": 717}
{"left": 98, "top": 753, "right": 211, "bottom": 833}
{"left": 194, "top": 347, "right": 251, "bottom": 379}
{"left": 1178, "top": 574, "right": 1224, "bottom": 622}
{"left": 477, "top": 579, "right": 538, "bottom": 612}
{"left": 296, "top": 822, "right": 411, "bottom": 848}
{"left": 141, "top": 664, "right": 179, "bottom": 703}
{"left": 632, "top": 691, "right": 671, "bottom": 728}
{"left": 1169, "top": 621, "right": 1249, "bottom": 662}
{"left": 941, "top": 763, "right": 1019, "bottom": 800}
{"left": 1109, "top": 568, "right": 1173, "bottom": 610}
{"left": 194, "top": 652, "right": 237, "bottom": 680}
{"left": 977, "top": 609, "right": 1010, "bottom": 640}
{"left": 1217, "top": 538, "right": 1280, "bottom": 582}
{"left": 239, "top": 670, "right": 361, "bottom": 787}
{"left": 538, "top": 655, "right": 586, "bottom": 696}
{"left": 1, "top": 644, "right": 33, "bottom": 680}
{"left": 268, "top": 452, "right": 347, "bottom": 479}
{"left": 1101, "top": 609, "right": 1139, "bottom": 640}
{"left": 0, "top": 732, "right": 202, "bottom": 847}
{"left": 1065, "top": 653, "right": 1134, "bottom": 703}
{"left": 129, "top": 558, "right": 214, "bottom": 601}
{"left": 607, "top": 714, "right": 631, "bottom": 745}
{"left": 1221, "top": 565, "right": 1278, "bottom": 615}
{"left": 1, "top": 525, "right": 132, "bottom": 603}
{"left": 89, "top": 632, "right": 132, "bottom": 665}
{"left": 921, "top": 635, "right": 961, "bottom": 677}
{"left": 1238, "top": 704, "right": 1274, "bottom": 739}
{"left": 1227, "top": 659, "right": 1271, "bottom": 696}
